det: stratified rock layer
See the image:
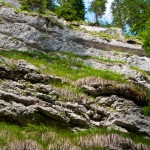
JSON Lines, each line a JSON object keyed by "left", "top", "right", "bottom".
{"left": 0, "top": 5, "right": 150, "bottom": 74}
{"left": 0, "top": 56, "right": 150, "bottom": 138}
{"left": 0, "top": 4, "right": 150, "bottom": 150}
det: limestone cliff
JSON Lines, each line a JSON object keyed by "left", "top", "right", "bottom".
{"left": 0, "top": 3, "right": 150, "bottom": 150}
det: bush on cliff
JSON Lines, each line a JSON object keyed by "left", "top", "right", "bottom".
{"left": 20, "top": 0, "right": 47, "bottom": 13}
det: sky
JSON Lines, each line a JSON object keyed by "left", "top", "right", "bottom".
{"left": 84, "top": 0, "right": 114, "bottom": 23}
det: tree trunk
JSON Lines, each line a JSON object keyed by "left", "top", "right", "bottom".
{"left": 95, "top": 15, "right": 99, "bottom": 26}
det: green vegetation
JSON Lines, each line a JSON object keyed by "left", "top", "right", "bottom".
{"left": 0, "top": 122, "right": 149, "bottom": 149}
{"left": 0, "top": 2, "right": 150, "bottom": 149}
{"left": 0, "top": 50, "right": 125, "bottom": 82}
{"left": 142, "top": 18, "right": 150, "bottom": 57}
{"left": 19, "top": 0, "right": 55, "bottom": 13}
{"left": 130, "top": 66, "right": 148, "bottom": 77}
{"left": 55, "top": 0, "right": 85, "bottom": 21}
{"left": 59, "top": 51, "right": 125, "bottom": 64}
{"left": 19, "top": 0, "right": 85, "bottom": 21}
{"left": 0, "top": 1, "right": 13, "bottom": 7}
{"left": 143, "top": 91, "right": 150, "bottom": 116}
{"left": 90, "top": 31, "right": 113, "bottom": 40}
{"left": 89, "top": 0, "right": 106, "bottom": 24}
{"left": 20, "top": 0, "right": 47, "bottom": 13}
{"left": 111, "top": 0, "right": 150, "bottom": 56}
{"left": 111, "top": 0, "right": 150, "bottom": 33}
{"left": 96, "top": 57, "right": 125, "bottom": 64}
{"left": 78, "top": 54, "right": 125, "bottom": 64}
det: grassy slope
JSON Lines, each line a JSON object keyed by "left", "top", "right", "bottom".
{"left": 0, "top": 50, "right": 125, "bottom": 82}
{"left": 0, "top": 49, "right": 150, "bottom": 108}
{"left": 0, "top": 49, "right": 150, "bottom": 149}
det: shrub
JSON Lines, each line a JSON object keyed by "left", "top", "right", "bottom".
{"left": 20, "top": 0, "right": 47, "bottom": 13}
{"left": 55, "top": 0, "right": 85, "bottom": 21}
{"left": 55, "top": 2, "right": 77, "bottom": 21}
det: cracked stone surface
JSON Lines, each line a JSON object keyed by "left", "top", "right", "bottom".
{"left": 0, "top": 56, "right": 150, "bottom": 137}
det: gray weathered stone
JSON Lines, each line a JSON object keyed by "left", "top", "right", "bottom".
{"left": 0, "top": 5, "right": 150, "bottom": 138}
{"left": 0, "top": 5, "right": 150, "bottom": 74}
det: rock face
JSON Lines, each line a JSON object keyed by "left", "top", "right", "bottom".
{"left": 0, "top": 56, "right": 150, "bottom": 137}
{"left": 83, "top": 58, "right": 150, "bottom": 89}
{"left": 0, "top": 4, "right": 150, "bottom": 149}
{"left": 80, "top": 25, "right": 124, "bottom": 39}
{"left": 75, "top": 76, "right": 147, "bottom": 106}
{"left": 0, "top": 0, "right": 21, "bottom": 8}
{"left": 0, "top": 5, "right": 150, "bottom": 74}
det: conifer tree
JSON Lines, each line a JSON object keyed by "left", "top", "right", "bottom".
{"left": 47, "top": 0, "right": 55, "bottom": 10}
{"left": 75, "top": 0, "right": 85, "bottom": 20}
{"left": 89, "top": 0, "right": 106, "bottom": 24}
{"left": 56, "top": 0, "right": 85, "bottom": 21}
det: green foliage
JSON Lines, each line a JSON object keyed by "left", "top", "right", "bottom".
{"left": 142, "top": 18, "right": 150, "bottom": 57}
{"left": 47, "top": 0, "right": 55, "bottom": 10}
{"left": 20, "top": 0, "right": 47, "bottom": 13}
{"left": 0, "top": 1, "right": 13, "bottom": 7}
{"left": 76, "top": 0, "right": 85, "bottom": 20}
{"left": 111, "top": 0, "right": 150, "bottom": 33}
{"left": 111, "top": 0, "right": 127, "bottom": 29}
{"left": 89, "top": 0, "right": 106, "bottom": 24}
{"left": 143, "top": 91, "right": 150, "bottom": 116}
{"left": 111, "top": 0, "right": 150, "bottom": 55}
{"left": 55, "top": 1, "right": 77, "bottom": 21}
{"left": 126, "top": 0, "right": 150, "bottom": 34}
{"left": 96, "top": 57, "right": 125, "bottom": 64}
{"left": 55, "top": 0, "right": 85, "bottom": 21}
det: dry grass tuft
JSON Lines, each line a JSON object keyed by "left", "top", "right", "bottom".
{"left": 75, "top": 76, "right": 147, "bottom": 106}
{"left": 48, "top": 138, "right": 81, "bottom": 150}
{"left": 77, "top": 134, "right": 150, "bottom": 150}
{"left": 75, "top": 76, "right": 124, "bottom": 87}
{"left": 41, "top": 131, "right": 57, "bottom": 142}
{"left": 55, "top": 87, "right": 91, "bottom": 103}
{"left": 6, "top": 140, "right": 42, "bottom": 150}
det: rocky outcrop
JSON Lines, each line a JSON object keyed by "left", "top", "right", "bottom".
{"left": 0, "top": 5, "right": 150, "bottom": 149}
{"left": 75, "top": 76, "right": 147, "bottom": 106}
{"left": 1, "top": 79, "right": 150, "bottom": 135}
{"left": 80, "top": 25, "right": 124, "bottom": 39}
{"left": 0, "top": 56, "right": 63, "bottom": 83}
{"left": 0, "top": 56, "right": 150, "bottom": 137}
{"left": 0, "top": 5, "right": 150, "bottom": 74}
{"left": 83, "top": 58, "right": 150, "bottom": 89}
